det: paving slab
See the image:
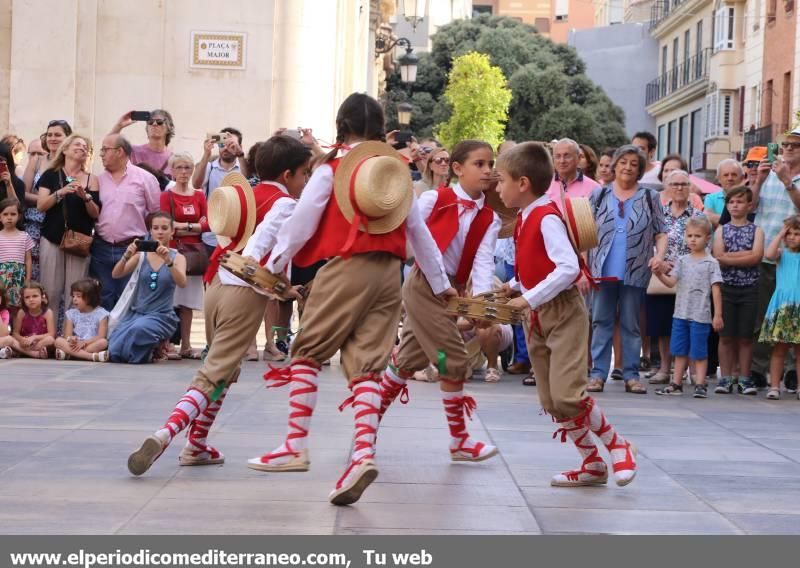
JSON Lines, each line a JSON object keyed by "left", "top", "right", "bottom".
{"left": 1, "top": 355, "right": 800, "bottom": 534}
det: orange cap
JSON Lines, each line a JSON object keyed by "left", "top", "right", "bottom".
{"left": 744, "top": 146, "right": 767, "bottom": 162}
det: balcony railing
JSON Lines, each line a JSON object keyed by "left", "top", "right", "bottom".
{"left": 650, "top": 0, "right": 684, "bottom": 29}
{"left": 743, "top": 125, "right": 775, "bottom": 151}
{"left": 646, "top": 48, "right": 710, "bottom": 106}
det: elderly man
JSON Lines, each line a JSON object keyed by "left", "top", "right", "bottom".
{"left": 705, "top": 159, "right": 748, "bottom": 228}
{"left": 632, "top": 131, "right": 661, "bottom": 190}
{"left": 90, "top": 134, "right": 161, "bottom": 310}
{"left": 192, "top": 127, "right": 244, "bottom": 254}
{"left": 750, "top": 128, "right": 800, "bottom": 389}
{"left": 545, "top": 138, "right": 600, "bottom": 204}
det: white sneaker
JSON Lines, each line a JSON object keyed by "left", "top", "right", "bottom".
{"left": 92, "top": 351, "right": 109, "bottom": 362}
{"left": 328, "top": 459, "right": 378, "bottom": 506}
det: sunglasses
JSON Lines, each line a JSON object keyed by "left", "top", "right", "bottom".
{"left": 744, "top": 161, "right": 760, "bottom": 168}
{"left": 47, "top": 119, "right": 70, "bottom": 128}
{"left": 147, "top": 119, "right": 166, "bottom": 126}
{"left": 781, "top": 142, "right": 800, "bottom": 150}
{"left": 432, "top": 157, "right": 450, "bottom": 165}
{"left": 149, "top": 271, "right": 159, "bottom": 291}
{"left": 617, "top": 199, "right": 626, "bottom": 218}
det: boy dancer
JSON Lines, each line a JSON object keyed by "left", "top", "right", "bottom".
{"left": 127, "top": 136, "right": 311, "bottom": 476}
{"left": 378, "top": 140, "right": 501, "bottom": 462}
{"left": 495, "top": 142, "right": 637, "bottom": 487}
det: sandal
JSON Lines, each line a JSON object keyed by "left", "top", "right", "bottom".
{"left": 92, "top": 351, "right": 109, "bottom": 363}
{"left": 179, "top": 349, "right": 202, "bottom": 360}
{"left": 522, "top": 374, "right": 536, "bottom": 386}
{"left": 586, "top": 378, "right": 604, "bottom": 392}
{"left": 262, "top": 345, "right": 286, "bottom": 362}
{"left": 625, "top": 380, "right": 647, "bottom": 394}
{"left": 485, "top": 368, "right": 501, "bottom": 383}
{"left": 55, "top": 348, "right": 69, "bottom": 361}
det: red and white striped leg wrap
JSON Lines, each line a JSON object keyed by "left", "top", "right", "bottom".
{"left": 583, "top": 396, "right": 637, "bottom": 486}
{"left": 442, "top": 389, "right": 498, "bottom": 462}
{"left": 551, "top": 410, "right": 608, "bottom": 487}
{"left": 378, "top": 364, "right": 410, "bottom": 422}
{"left": 250, "top": 360, "right": 319, "bottom": 468}
{"left": 181, "top": 385, "right": 228, "bottom": 463}
{"left": 156, "top": 389, "right": 210, "bottom": 445}
{"left": 335, "top": 378, "right": 381, "bottom": 490}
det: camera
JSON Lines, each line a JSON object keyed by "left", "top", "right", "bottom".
{"left": 135, "top": 240, "right": 159, "bottom": 253}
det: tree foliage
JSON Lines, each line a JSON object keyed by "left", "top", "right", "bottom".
{"left": 434, "top": 52, "right": 512, "bottom": 150}
{"left": 383, "top": 15, "right": 628, "bottom": 150}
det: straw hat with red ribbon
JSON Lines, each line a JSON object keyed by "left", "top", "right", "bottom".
{"left": 559, "top": 184, "right": 598, "bottom": 253}
{"left": 207, "top": 172, "right": 257, "bottom": 252}
{"left": 333, "top": 141, "right": 413, "bottom": 253}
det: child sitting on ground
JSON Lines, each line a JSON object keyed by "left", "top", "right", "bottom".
{"left": 54, "top": 278, "right": 110, "bottom": 362}
{"left": 11, "top": 281, "right": 55, "bottom": 359}
{"left": 0, "top": 283, "right": 16, "bottom": 358}
{"left": 654, "top": 216, "right": 724, "bottom": 398}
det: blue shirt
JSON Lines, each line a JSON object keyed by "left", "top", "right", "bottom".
{"left": 601, "top": 194, "right": 633, "bottom": 280}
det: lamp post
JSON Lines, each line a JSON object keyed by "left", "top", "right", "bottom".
{"left": 398, "top": 0, "right": 428, "bottom": 31}
{"left": 397, "top": 102, "right": 413, "bottom": 129}
{"left": 375, "top": 35, "right": 418, "bottom": 86}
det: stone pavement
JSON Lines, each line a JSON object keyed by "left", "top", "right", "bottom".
{"left": 2, "top": 357, "right": 800, "bottom": 535}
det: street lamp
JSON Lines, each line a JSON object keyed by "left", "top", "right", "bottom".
{"left": 397, "top": 102, "right": 413, "bottom": 128}
{"left": 398, "top": 0, "right": 428, "bottom": 31}
{"left": 375, "top": 35, "right": 418, "bottom": 85}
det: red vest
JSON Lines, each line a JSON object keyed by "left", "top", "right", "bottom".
{"left": 204, "top": 182, "right": 292, "bottom": 283}
{"left": 426, "top": 187, "right": 495, "bottom": 288}
{"left": 293, "top": 158, "right": 407, "bottom": 267}
{"left": 514, "top": 202, "right": 564, "bottom": 290}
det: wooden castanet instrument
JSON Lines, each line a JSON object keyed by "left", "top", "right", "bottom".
{"left": 446, "top": 293, "right": 524, "bottom": 326}
{"left": 219, "top": 251, "right": 292, "bottom": 300}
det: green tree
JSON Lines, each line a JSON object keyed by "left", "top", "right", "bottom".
{"left": 383, "top": 14, "right": 627, "bottom": 150}
{"left": 434, "top": 52, "right": 512, "bottom": 150}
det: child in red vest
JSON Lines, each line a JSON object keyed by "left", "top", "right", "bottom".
{"left": 496, "top": 142, "right": 637, "bottom": 487}
{"left": 126, "top": 136, "right": 312, "bottom": 477}
{"left": 249, "top": 93, "right": 454, "bottom": 506}
{"left": 379, "top": 140, "right": 502, "bottom": 462}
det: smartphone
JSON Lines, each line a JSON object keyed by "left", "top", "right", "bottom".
{"left": 283, "top": 128, "right": 302, "bottom": 140}
{"left": 65, "top": 176, "right": 76, "bottom": 184}
{"left": 207, "top": 131, "right": 226, "bottom": 142}
{"left": 130, "top": 111, "right": 152, "bottom": 122}
{"left": 395, "top": 131, "right": 412, "bottom": 144}
{"left": 135, "top": 240, "right": 159, "bottom": 252}
{"left": 768, "top": 142, "right": 779, "bottom": 163}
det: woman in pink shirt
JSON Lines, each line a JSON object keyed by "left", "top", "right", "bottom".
{"left": 111, "top": 109, "right": 175, "bottom": 178}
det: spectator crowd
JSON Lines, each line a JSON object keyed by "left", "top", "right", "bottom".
{"left": 1, "top": 111, "right": 799, "bottom": 402}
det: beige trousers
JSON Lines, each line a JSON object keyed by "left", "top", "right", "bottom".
{"left": 291, "top": 253, "right": 402, "bottom": 384}
{"left": 189, "top": 277, "right": 269, "bottom": 396}
{"left": 523, "top": 287, "right": 589, "bottom": 419}
{"left": 394, "top": 267, "right": 468, "bottom": 381}
{"left": 39, "top": 237, "right": 90, "bottom": 313}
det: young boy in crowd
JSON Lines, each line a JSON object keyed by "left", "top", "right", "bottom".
{"left": 495, "top": 142, "right": 637, "bottom": 487}
{"left": 712, "top": 187, "right": 764, "bottom": 395}
{"left": 655, "top": 216, "right": 724, "bottom": 398}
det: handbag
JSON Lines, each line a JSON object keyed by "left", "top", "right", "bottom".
{"left": 168, "top": 191, "right": 209, "bottom": 276}
{"left": 646, "top": 273, "right": 675, "bottom": 295}
{"left": 58, "top": 172, "right": 93, "bottom": 257}
{"left": 109, "top": 253, "right": 145, "bottom": 334}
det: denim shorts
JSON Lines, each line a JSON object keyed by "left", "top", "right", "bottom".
{"left": 670, "top": 317, "right": 711, "bottom": 360}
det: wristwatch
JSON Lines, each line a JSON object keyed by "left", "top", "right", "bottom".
{"left": 187, "top": 222, "right": 193, "bottom": 232}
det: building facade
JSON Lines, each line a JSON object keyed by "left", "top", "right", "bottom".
{"left": 0, "top": 0, "right": 387, "bottom": 167}
{"left": 472, "top": 0, "right": 595, "bottom": 41}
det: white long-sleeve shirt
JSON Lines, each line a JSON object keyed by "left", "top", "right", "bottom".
{"left": 415, "top": 184, "right": 501, "bottom": 296}
{"left": 507, "top": 195, "right": 579, "bottom": 310}
{"left": 266, "top": 158, "right": 450, "bottom": 295}
{"left": 219, "top": 182, "right": 295, "bottom": 295}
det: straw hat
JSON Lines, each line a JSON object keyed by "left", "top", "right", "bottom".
{"left": 562, "top": 196, "right": 598, "bottom": 252}
{"left": 207, "top": 172, "right": 256, "bottom": 252}
{"left": 483, "top": 186, "right": 518, "bottom": 239}
{"left": 333, "top": 141, "right": 413, "bottom": 234}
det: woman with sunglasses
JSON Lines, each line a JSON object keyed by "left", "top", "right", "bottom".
{"left": 107, "top": 211, "right": 186, "bottom": 364}
{"left": 111, "top": 109, "right": 175, "bottom": 179}
{"left": 413, "top": 148, "right": 451, "bottom": 196}
{"left": 22, "top": 120, "right": 73, "bottom": 281}
{"left": 586, "top": 145, "right": 668, "bottom": 394}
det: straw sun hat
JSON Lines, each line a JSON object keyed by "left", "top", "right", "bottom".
{"left": 561, "top": 195, "right": 598, "bottom": 252}
{"left": 207, "top": 172, "right": 256, "bottom": 252}
{"left": 333, "top": 141, "right": 413, "bottom": 235}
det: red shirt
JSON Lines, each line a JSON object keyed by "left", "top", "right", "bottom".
{"left": 160, "top": 189, "right": 209, "bottom": 246}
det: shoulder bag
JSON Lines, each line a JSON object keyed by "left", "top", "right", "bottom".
{"left": 168, "top": 190, "right": 209, "bottom": 276}
{"left": 59, "top": 172, "right": 94, "bottom": 257}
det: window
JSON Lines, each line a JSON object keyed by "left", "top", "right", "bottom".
{"left": 705, "top": 91, "right": 733, "bottom": 138}
{"left": 473, "top": 4, "right": 493, "bottom": 16}
{"left": 554, "top": 0, "right": 568, "bottom": 20}
{"left": 690, "top": 109, "right": 703, "bottom": 168}
{"left": 534, "top": 17, "right": 550, "bottom": 32}
{"left": 750, "top": 85, "right": 759, "bottom": 128}
{"left": 683, "top": 29, "right": 691, "bottom": 84}
{"left": 695, "top": 20, "right": 704, "bottom": 80}
{"left": 753, "top": 0, "right": 761, "bottom": 31}
{"left": 679, "top": 115, "right": 690, "bottom": 159}
{"left": 783, "top": 71, "right": 792, "bottom": 132}
{"left": 768, "top": 0, "right": 777, "bottom": 22}
{"left": 668, "top": 120, "right": 678, "bottom": 154}
{"left": 763, "top": 80, "right": 774, "bottom": 126}
{"left": 672, "top": 37, "right": 679, "bottom": 90}
{"left": 657, "top": 125, "right": 667, "bottom": 160}
{"left": 714, "top": 7, "right": 735, "bottom": 51}
{"left": 662, "top": 45, "right": 668, "bottom": 76}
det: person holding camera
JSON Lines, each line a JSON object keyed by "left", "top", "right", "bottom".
{"left": 107, "top": 212, "right": 186, "bottom": 364}
{"left": 110, "top": 109, "right": 175, "bottom": 178}
{"left": 191, "top": 128, "right": 244, "bottom": 254}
